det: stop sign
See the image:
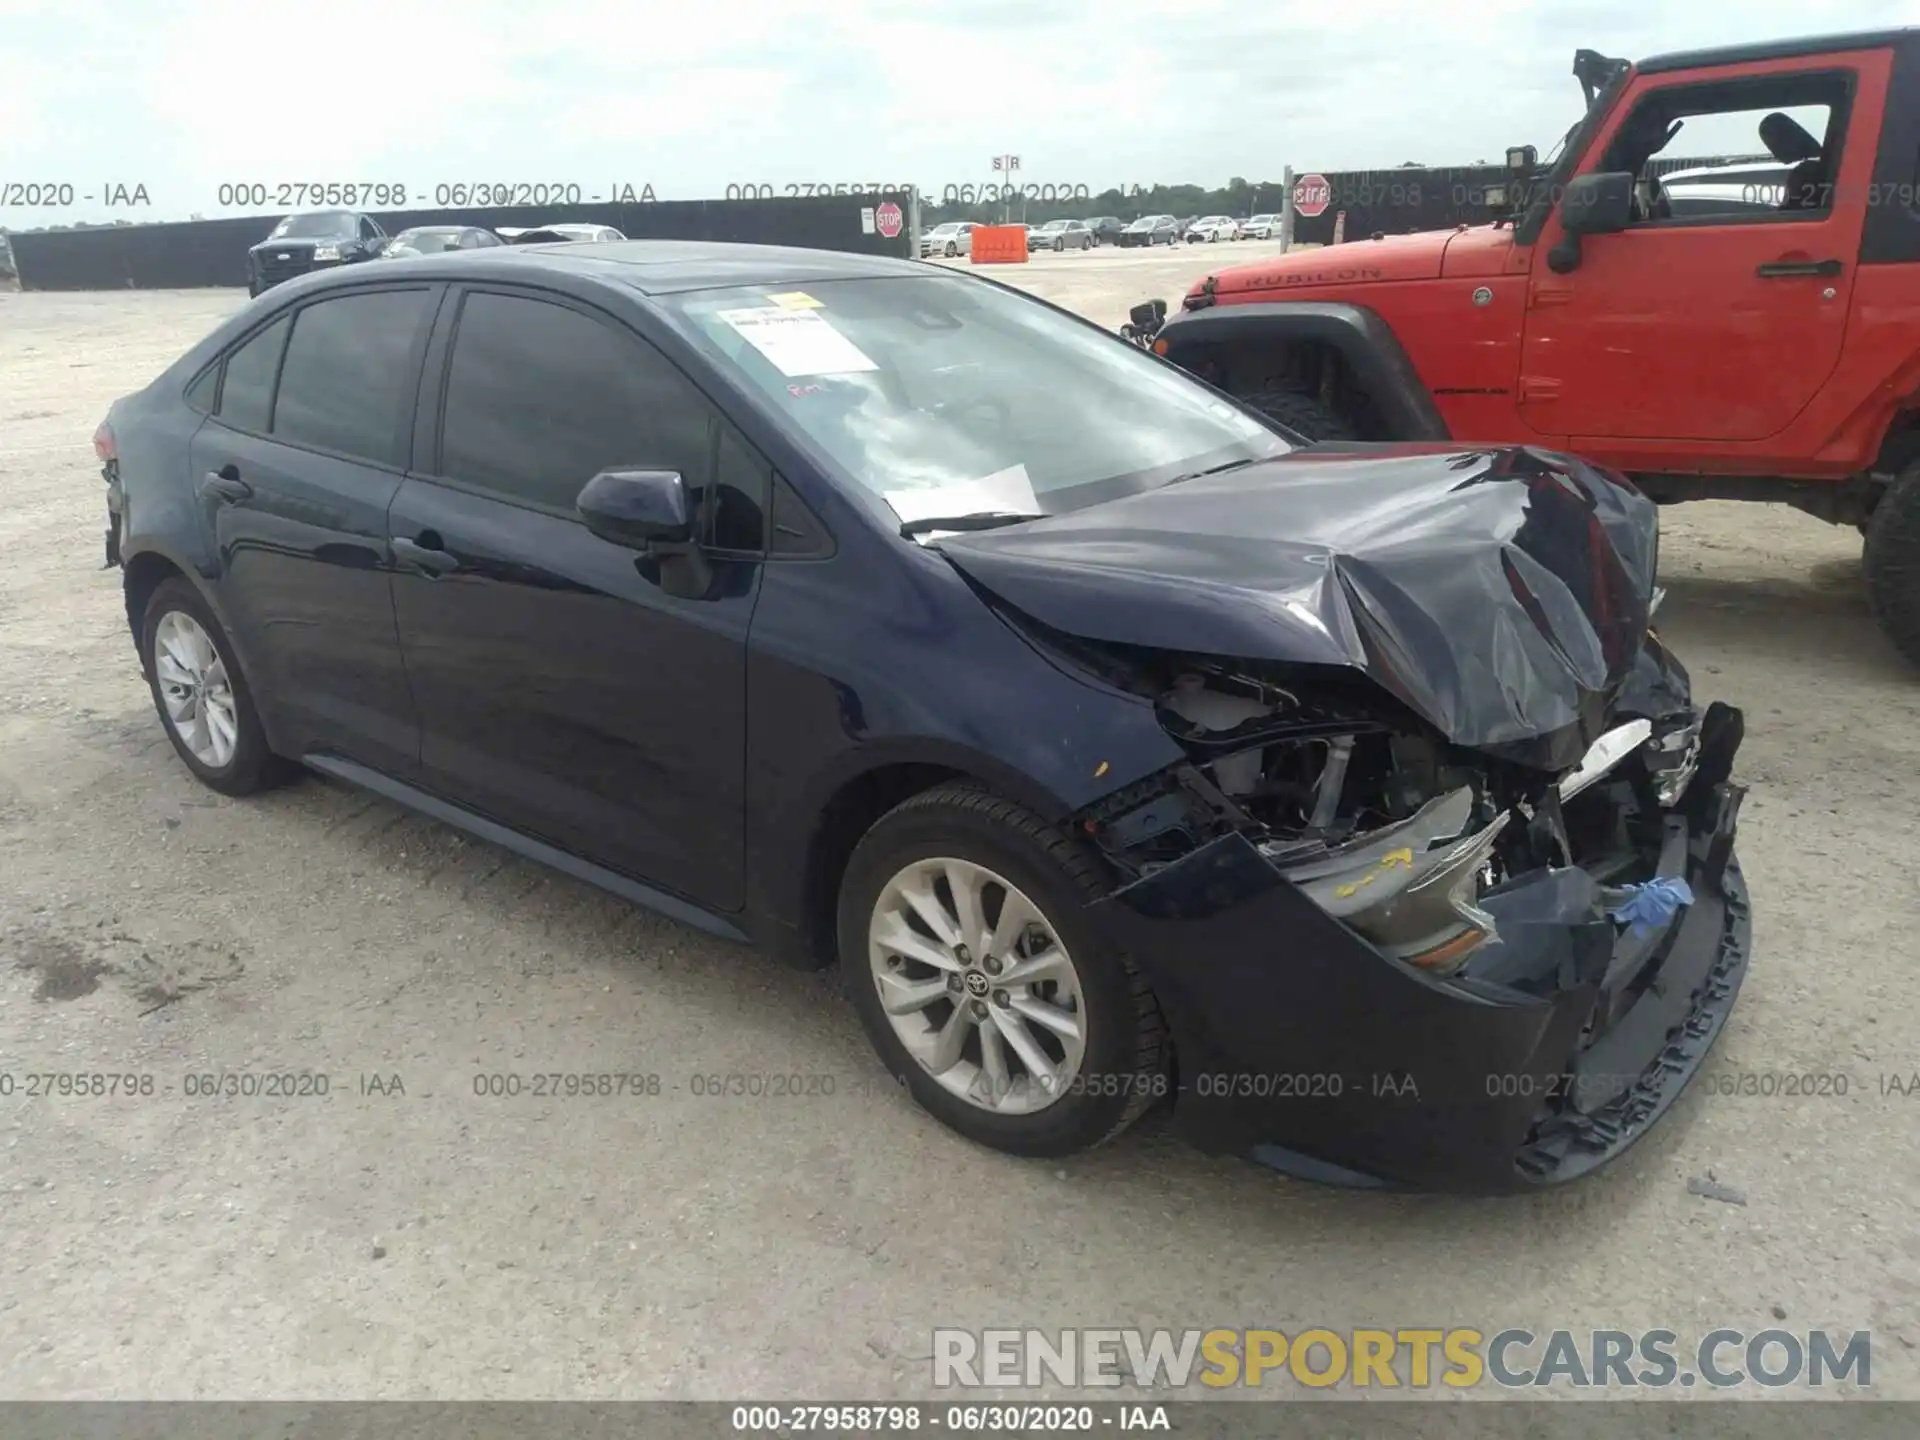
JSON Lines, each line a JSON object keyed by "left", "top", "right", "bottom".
{"left": 875, "top": 201, "right": 903, "bottom": 238}
{"left": 1292, "top": 173, "right": 1332, "bottom": 219}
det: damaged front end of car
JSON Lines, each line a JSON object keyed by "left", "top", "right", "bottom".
{"left": 1045, "top": 626, "right": 1747, "bottom": 1192}
{"left": 931, "top": 445, "right": 1751, "bottom": 1191}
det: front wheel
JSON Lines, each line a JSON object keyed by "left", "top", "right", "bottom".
{"left": 1865, "top": 465, "right": 1920, "bottom": 669}
{"left": 839, "top": 784, "right": 1170, "bottom": 1157}
{"left": 944, "top": 242, "right": 957, "bottom": 257}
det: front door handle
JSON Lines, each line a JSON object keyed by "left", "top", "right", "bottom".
{"left": 391, "top": 535, "right": 460, "bottom": 576}
{"left": 1757, "top": 258, "right": 1843, "bottom": 278}
{"left": 198, "top": 466, "right": 252, "bottom": 504}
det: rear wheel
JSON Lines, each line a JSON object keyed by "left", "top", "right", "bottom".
{"left": 839, "top": 783, "right": 1169, "bottom": 1157}
{"left": 1865, "top": 465, "right": 1920, "bottom": 669}
{"left": 140, "top": 578, "right": 290, "bottom": 796}
{"left": 1237, "top": 387, "right": 1358, "bottom": 442}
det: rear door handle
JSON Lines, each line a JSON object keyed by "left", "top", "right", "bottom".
{"left": 1756, "top": 258, "right": 1842, "bottom": 278}
{"left": 391, "top": 534, "right": 460, "bottom": 576}
{"left": 198, "top": 466, "right": 252, "bottom": 504}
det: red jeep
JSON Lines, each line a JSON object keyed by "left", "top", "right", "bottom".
{"left": 1138, "top": 27, "right": 1920, "bottom": 666}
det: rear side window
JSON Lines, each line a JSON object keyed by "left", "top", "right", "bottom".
{"left": 216, "top": 315, "right": 290, "bottom": 433}
{"left": 272, "top": 290, "right": 432, "bottom": 468}
{"left": 437, "top": 291, "right": 711, "bottom": 512}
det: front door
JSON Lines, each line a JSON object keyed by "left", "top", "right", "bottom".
{"left": 1518, "top": 53, "right": 1885, "bottom": 443}
{"left": 387, "top": 286, "right": 763, "bottom": 911}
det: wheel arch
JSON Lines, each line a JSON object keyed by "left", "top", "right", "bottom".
{"left": 1154, "top": 301, "right": 1451, "bottom": 442}
{"left": 777, "top": 745, "right": 1079, "bottom": 971}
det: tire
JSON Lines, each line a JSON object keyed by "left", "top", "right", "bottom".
{"left": 944, "top": 242, "right": 957, "bottom": 257}
{"left": 1865, "top": 465, "right": 1920, "bottom": 669}
{"left": 1236, "top": 387, "right": 1358, "bottom": 442}
{"left": 838, "top": 783, "right": 1170, "bottom": 1158}
{"left": 247, "top": 280, "right": 261, "bottom": 298}
{"left": 140, "top": 577, "right": 291, "bottom": 796}
{"left": 1053, "top": 238, "right": 1063, "bottom": 252}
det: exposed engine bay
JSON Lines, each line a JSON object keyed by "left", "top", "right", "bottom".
{"left": 1071, "top": 629, "right": 1717, "bottom": 985}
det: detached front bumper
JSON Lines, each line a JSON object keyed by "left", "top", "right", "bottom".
{"left": 1089, "top": 707, "right": 1751, "bottom": 1194}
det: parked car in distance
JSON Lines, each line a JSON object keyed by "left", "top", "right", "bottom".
{"left": 1028, "top": 218, "right": 1094, "bottom": 252}
{"left": 247, "top": 211, "right": 389, "bottom": 296}
{"left": 1655, "top": 157, "right": 1791, "bottom": 216}
{"left": 1240, "top": 213, "right": 1280, "bottom": 239}
{"left": 1084, "top": 215, "right": 1126, "bottom": 245}
{"left": 95, "top": 238, "right": 1750, "bottom": 1194}
{"left": 920, "top": 221, "right": 976, "bottom": 258}
{"left": 1185, "top": 215, "right": 1240, "bottom": 243}
{"left": 380, "top": 225, "right": 507, "bottom": 258}
{"left": 1118, "top": 215, "right": 1178, "bottom": 247}
{"left": 498, "top": 223, "right": 626, "bottom": 244}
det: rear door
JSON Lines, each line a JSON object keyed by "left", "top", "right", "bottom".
{"left": 188, "top": 284, "right": 439, "bottom": 777}
{"left": 1518, "top": 49, "right": 1889, "bottom": 443}
{"left": 387, "top": 284, "right": 766, "bottom": 910}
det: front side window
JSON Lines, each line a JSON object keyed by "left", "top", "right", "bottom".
{"left": 216, "top": 315, "right": 290, "bottom": 433}
{"left": 271, "top": 289, "right": 432, "bottom": 467}
{"left": 662, "top": 274, "right": 1288, "bottom": 525}
{"left": 436, "top": 291, "right": 712, "bottom": 513}
{"left": 1598, "top": 71, "right": 1850, "bottom": 225}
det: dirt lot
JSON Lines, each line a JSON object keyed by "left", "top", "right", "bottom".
{"left": 3, "top": 243, "right": 1919, "bottom": 1403}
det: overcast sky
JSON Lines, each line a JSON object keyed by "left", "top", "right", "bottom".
{"left": 2, "top": 0, "right": 1914, "bottom": 224}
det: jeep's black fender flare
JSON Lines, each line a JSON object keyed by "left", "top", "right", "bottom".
{"left": 1153, "top": 301, "right": 1451, "bottom": 443}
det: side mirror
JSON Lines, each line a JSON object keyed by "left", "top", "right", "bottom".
{"left": 576, "top": 468, "right": 692, "bottom": 548}
{"left": 1128, "top": 298, "right": 1167, "bottom": 330}
{"left": 1560, "top": 171, "right": 1635, "bottom": 236}
{"left": 577, "top": 468, "right": 715, "bottom": 599}
{"left": 1549, "top": 171, "right": 1635, "bottom": 274}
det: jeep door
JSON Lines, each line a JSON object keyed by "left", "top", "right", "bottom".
{"left": 385, "top": 285, "right": 765, "bottom": 911}
{"left": 1518, "top": 49, "right": 1890, "bottom": 445}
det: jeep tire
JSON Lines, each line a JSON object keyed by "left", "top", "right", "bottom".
{"left": 1237, "top": 387, "right": 1358, "bottom": 443}
{"left": 1865, "top": 464, "right": 1920, "bottom": 669}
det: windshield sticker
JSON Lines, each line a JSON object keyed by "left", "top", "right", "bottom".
{"left": 716, "top": 306, "right": 878, "bottom": 377}
{"left": 767, "top": 291, "right": 825, "bottom": 310}
{"left": 884, "top": 464, "right": 1039, "bottom": 527}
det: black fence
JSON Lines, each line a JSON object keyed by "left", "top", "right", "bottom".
{"left": 1290, "top": 154, "right": 1772, "bottom": 244}
{"left": 9, "top": 192, "right": 917, "bottom": 291}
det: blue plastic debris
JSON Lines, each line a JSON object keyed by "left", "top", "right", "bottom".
{"left": 1608, "top": 876, "right": 1695, "bottom": 935}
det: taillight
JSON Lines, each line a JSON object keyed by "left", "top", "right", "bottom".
{"left": 93, "top": 422, "right": 116, "bottom": 462}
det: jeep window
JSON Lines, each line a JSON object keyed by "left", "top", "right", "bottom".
{"left": 1598, "top": 71, "right": 1851, "bottom": 225}
{"left": 663, "top": 275, "right": 1290, "bottom": 518}
{"left": 267, "top": 212, "right": 358, "bottom": 240}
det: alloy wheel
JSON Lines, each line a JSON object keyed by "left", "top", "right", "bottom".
{"left": 867, "top": 856, "right": 1087, "bottom": 1115}
{"left": 153, "top": 610, "right": 239, "bottom": 769}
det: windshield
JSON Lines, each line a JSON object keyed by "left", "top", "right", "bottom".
{"left": 395, "top": 228, "right": 463, "bottom": 252}
{"left": 1040, "top": 220, "right": 1068, "bottom": 230}
{"left": 662, "top": 275, "right": 1289, "bottom": 524}
{"left": 268, "top": 212, "right": 357, "bottom": 239}
{"left": 929, "top": 223, "right": 961, "bottom": 235}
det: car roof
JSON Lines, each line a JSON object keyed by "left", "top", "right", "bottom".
{"left": 1639, "top": 26, "right": 1918, "bottom": 74}
{"left": 289, "top": 239, "right": 931, "bottom": 295}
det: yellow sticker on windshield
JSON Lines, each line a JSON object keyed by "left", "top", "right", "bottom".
{"left": 768, "top": 291, "right": 824, "bottom": 309}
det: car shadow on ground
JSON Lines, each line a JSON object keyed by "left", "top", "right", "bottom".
{"left": 1655, "top": 562, "right": 1913, "bottom": 687}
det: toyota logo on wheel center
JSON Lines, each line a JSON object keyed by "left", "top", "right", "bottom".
{"left": 1292, "top": 173, "right": 1332, "bottom": 219}
{"left": 964, "top": 971, "right": 990, "bottom": 997}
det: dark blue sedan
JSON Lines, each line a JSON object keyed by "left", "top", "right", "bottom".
{"left": 92, "top": 241, "right": 1750, "bottom": 1192}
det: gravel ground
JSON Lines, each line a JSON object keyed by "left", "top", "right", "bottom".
{"left": 2, "top": 243, "right": 1919, "bottom": 1404}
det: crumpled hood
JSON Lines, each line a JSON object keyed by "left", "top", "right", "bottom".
{"left": 1193, "top": 228, "right": 1456, "bottom": 301}
{"left": 935, "top": 445, "right": 1659, "bottom": 772}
